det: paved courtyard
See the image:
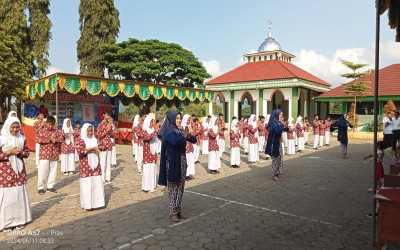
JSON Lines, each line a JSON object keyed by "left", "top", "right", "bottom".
{"left": 0, "top": 136, "right": 396, "bottom": 249}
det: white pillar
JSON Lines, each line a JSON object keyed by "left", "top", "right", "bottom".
{"left": 228, "top": 100, "right": 231, "bottom": 122}
{"left": 304, "top": 100, "right": 307, "bottom": 118}
{"left": 209, "top": 102, "right": 213, "bottom": 116}
{"left": 234, "top": 101, "right": 238, "bottom": 118}
{"left": 288, "top": 98, "right": 292, "bottom": 119}
{"left": 263, "top": 99, "right": 267, "bottom": 115}
{"left": 255, "top": 100, "right": 259, "bottom": 117}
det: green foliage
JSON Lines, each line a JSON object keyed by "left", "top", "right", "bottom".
{"left": 77, "top": 0, "right": 120, "bottom": 77}
{"left": 329, "top": 102, "right": 342, "bottom": 114}
{"left": 242, "top": 106, "right": 251, "bottom": 116}
{"left": 340, "top": 60, "right": 369, "bottom": 78}
{"left": 28, "top": 0, "right": 52, "bottom": 78}
{"left": 100, "top": 39, "right": 212, "bottom": 88}
{"left": 366, "top": 120, "right": 383, "bottom": 132}
{"left": 343, "top": 82, "right": 370, "bottom": 97}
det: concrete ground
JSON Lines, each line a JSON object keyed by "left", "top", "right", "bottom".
{"left": 0, "top": 135, "right": 398, "bottom": 250}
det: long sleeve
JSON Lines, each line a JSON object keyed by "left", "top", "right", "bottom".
{"left": 75, "top": 139, "right": 88, "bottom": 157}
{"left": 143, "top": 131, "right": 157, "bottom": 141}
{"left": 165, "top": 130, "right": 187, "bottom": 146}
{"left": 0, "top": 146, "right": 8, "bottom": 161}
{"left": 208, "top": 129, "right": 217, "bottom": 139}
{"left": 187, "top": 134, "right": 197, "bottom": 144}
{"left": 248, "top": 125, "right": 258, "bottom": 133}
{"left": 18, "top": 140, "right": 30, "bottom": 159}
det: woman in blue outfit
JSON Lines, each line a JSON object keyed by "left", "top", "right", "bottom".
{"left": 337, "top": 113, "right": 353, "bottom": 159}
{"left": 265, "top": 109, "right": 288, "bottom": 181}
{"left": 158, "top": 111, "right": 197, "bottom": 222}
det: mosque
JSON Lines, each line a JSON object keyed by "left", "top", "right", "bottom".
{"left": 205, "top": 27, "right": 331, "bottom": 123}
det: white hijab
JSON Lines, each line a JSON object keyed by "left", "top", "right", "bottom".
{"left": 209, "top": 116, "right": 218, "bottom": 134}
{"left": 288, "top": 117, "right": 294, "bottom": 128}
{"left": 0, "top": 111, "right": 17, "bottom": 135}
{"left": 248, "top": 114, "right": 257, "bottom": 129}
{"left": 231, "top": 119, "right": 239, "bottom": 132}
{"left": 62, "top": 118, "right": 74, "bottom": 145}
{"left": 265, "top": 114, "right": 270, "bottom": 126}
{"left": 133, "top": 115, "right": 140, "bottom": 128}
{"left": 202, "top": 117, "right": 208, "bottom": 130}
{"left": 296, "top": 116, "right": 303, "bottom": 127}
{"left": 181, "top": 114, "right": 190, "bottom": 130}
{"left": 0, "top": 117, "right": 25, "bottom": 176}
{"left": 81, "top": 123, "right": 99, "bottom": 170}
{"left": 143, "top": 113, "right": 157, "bottom": 155}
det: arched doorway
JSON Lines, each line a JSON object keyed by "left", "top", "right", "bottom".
{"left": 271, "top": 89, "right": 289, "bottom": 119}
{"left": 297, "top": 90, "right": 306, "bottom": 117}
{"left": 215, "top": 93, "right": 227, "bottom": 122}
{"left": 239, "top": 92, "right": 254, "bottom": 118}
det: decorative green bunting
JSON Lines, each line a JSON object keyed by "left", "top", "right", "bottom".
{"left": 198, "top": 91, "right": 205, "bottom": 101}
{"left": 38, "top": 81, "right": 46, "bottom": 96}
{"left": 106, "top": 82, "right": 119, "bottom": 96}
{"left": 132, "top": 96, "right": 143, "bottom": 107}
{"left": 165, "top": 88, "right": 175, "bottom": 99}
{"left": 145, "top": 97, "right": 155, "bottom": 107}
{"left": 177, "top": 89, "right": 186, "bottom": 100}
{"left": 86, "top": 80, "right": 102, "bottom": 95}
{"left": 165, "top": 99, "right": 173, "bottom": 108}
{"left": 207, "top": 92, "right": 214, "bottom": 101}
{"left": 156, "top": 99, "right": 165, "bottom": 108}
{"left": 123, "top": 83, "right": 135, "bottom": 97}
{"left": 153, "top": 86, "right": 163, "bottom": 99}
{"left": 174, "top": 99, "right": 182, "bottom": 109}
{"left": 65, "top": 78, "right": 81, "bottom": 94}
{"left": 29, "top": 84, "right": 36, "bottom": 98}
{"left": 182, "top": 98, "right": 191, "bottom": 106}
{"left": 188, "top": 91, "right": 196, "bottom": 101}
{"left": 48, "top": 75, "right": 57, "bottom": 92}
{"left": 139, "top": 85, "right": 150, "bottom": 100}
{"left": 119, "top": 96, "right": 131, "bottom": 106}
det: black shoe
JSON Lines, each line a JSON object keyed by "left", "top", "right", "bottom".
{"left": 314, "top": 148, "right": 319, "bottom": 150}
{"left": 47, "top": 188, "right": 56, "bottom": 193}
{"left": 210, "top": 170, "right": 217, "bottom": 175}
{"left": 38, "top": 189, "right": 45, "bottom": 195}
{"left": 215, "top": 170, "right": 220, "bottom": 174}
{"left": 367, "top": 212, "right": 378, "bottom": 218}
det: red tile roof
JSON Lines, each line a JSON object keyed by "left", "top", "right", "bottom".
{"left": 205, "top": 59, "right": 331, "bottom": 87}
{"left": 316, "top": 64, "right": 400, "bottom": 99}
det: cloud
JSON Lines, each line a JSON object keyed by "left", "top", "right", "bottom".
{"left": 236, "top": 49, "right": 257, "bottom": 66}
{"left": 46, "top": 66, "right": 64, "bottom": 75}
{"left": 292, "top": 42, "right": 400, "bottom": 88}
{"left": 202, "top": 60, "right": 224, "bottom": 78}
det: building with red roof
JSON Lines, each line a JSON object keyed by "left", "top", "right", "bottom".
{"left": 205, "top": 26, "right": 331, "bottom": 122}
{"left": 315, "top": 63, "right": 400, "bottom": 118}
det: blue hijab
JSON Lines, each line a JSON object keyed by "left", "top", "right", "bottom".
{"left": 158, "top": 110, "right": 181, "bottom": 141}
{"left": 158, "top": 111, "right": 185, "bottom": 186}
{"left": 337, "top": 114, "right": 352, "bottom": 144}
{"left": 265, "top": 109, "right": 285, "bottom": 157}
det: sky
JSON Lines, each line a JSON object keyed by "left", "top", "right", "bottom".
{"left": 47, "top": 0, "right": 400, "bottom": 88}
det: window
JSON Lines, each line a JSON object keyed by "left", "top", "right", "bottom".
{"left": 264, "top": 56, "right": 267, "bottom": 60}
{"left": 259, "top": 56, "right": 261, "bottom": 61}
{"left": 329, "top": 102, "right": 342, "bottom": 114}
{"left": 347, "top": 102, "right": 374, "bottom": 115}
{"left": 253, "top": 57, "right": 256, "bottom": 62}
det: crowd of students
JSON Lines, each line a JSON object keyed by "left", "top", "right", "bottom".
{"left": 0, "top": 108, "right": 335, "bottom": 230}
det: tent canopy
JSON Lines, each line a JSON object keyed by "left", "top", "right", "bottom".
{"left": 25, "top": 73, "right": 215, "bottom": 105}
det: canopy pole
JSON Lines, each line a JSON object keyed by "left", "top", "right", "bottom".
{"left": 56, "top": 84, "right": 59, "bottom": 127}
{"left": 372, "top": 0, "right": 380, "bottom": 246}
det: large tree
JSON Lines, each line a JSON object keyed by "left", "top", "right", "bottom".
{"left": 77, "top": 0, "right": 120, "bottom": 77}
{"left": 100, "top": 39, "right": 212, "bottom": 88}
{"left": 340, "top": 60, "right": 370, "bottom": 130}
{"left": 0, "top": 0, "right": 52, "bottom": 119}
